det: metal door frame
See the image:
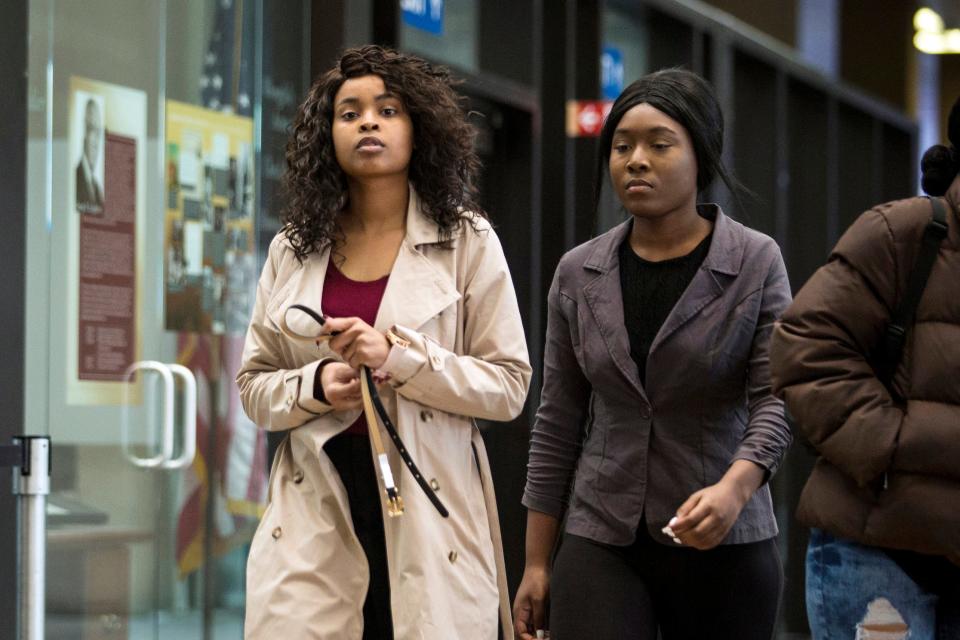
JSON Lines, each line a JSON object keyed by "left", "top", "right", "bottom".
{"left": 0, "top": 1, "right": 29, "bottom": 638}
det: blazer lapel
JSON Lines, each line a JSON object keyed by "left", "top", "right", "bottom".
{"left": 648, "top": 205, "right": 743, "bottom": 355}
{"left": 647, "top": 264, "right": 724, "bottom": 355}
{"left": 581, "top": 220, "right": 648, "bottom": 400}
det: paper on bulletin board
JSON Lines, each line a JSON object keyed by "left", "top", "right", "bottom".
{"left": 164, "top": 101, "right": 256, "bottom": 335}
{"left": 66, "top": 77, "right": 147, "bottom": 405}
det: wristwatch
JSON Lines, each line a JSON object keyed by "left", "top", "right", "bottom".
{"left": 385, "top": 327, "right": 411, "bottom": 349}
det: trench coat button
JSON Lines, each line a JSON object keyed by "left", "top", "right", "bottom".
{"left": 293, "top": 470, "right": 304, "bottom": 484}
{"left": 272, "top": 527, "right": 282, "bottom": 540}
{"left": 430, "top": 355, "right": 441, "bottom": 367}
{"left": 286, "top": 393, "right": 294, "bottom": 409}
{"left": 448, "top": 550, "right": 458, "bottom": 563}
{"left": 429, "top": 478, "right": 440, "bottom": 491}
{"left": 420, "top": 410, "right": 433, "bottom": 422}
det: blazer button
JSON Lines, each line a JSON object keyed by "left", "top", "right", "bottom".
{"left": 272, "top": 527, "right": 282, "bottom": 540}
{"left": 420, "top": 410, "right": 433, "bottom": 422}
{"left": 293, "top": 470, "right": 304, "bottom": 484}
{"left": 448, "top": 550, "right": 458, "bottom": 563}
{"left": 640, "top": 406, "right": 652, "bottom": 419}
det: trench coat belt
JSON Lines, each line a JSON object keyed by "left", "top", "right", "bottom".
{"left": 280, "top": 303, "right": 449, "bottom": 518}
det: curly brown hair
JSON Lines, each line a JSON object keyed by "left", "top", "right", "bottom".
{"left": 280, "top": 45, "right": 485, "bottom": 260}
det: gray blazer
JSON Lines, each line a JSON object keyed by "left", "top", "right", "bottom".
{"left": 523, "top": 205, "right": 792, "bottom": 546}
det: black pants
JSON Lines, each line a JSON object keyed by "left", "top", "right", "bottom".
{"left": 325, "top": 432, "right": 394, "bottom": 639}
{"left": 549, "top": 525, "right": 783, "bottom": 640}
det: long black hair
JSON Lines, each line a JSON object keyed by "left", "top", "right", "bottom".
{"left": 596, "top": 68, "right": 743, "bottom": 210}
{"left": 921, "top": 94, "right": 960, "bottom": 196}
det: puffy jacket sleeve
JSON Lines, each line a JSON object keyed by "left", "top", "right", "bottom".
{"left": 770, "top": 209, "right": 904, "bottom": 486}
{"left": 237, "top": 234, "right": 335, "bottom": 431}
{"left": 379, "top": 222, "right": 532, "bottom": 422}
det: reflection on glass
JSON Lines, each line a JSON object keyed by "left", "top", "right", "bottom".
{"left": 597, "top": 4, "right": 650, "bottom": 235}
{"left": 603, "top": 5, "right": 649, "bottom": 90}
{"left": 25, "top": 0, "right": 310, "bottom": 636}
{"left": 399, "top": 0, "right": 478, "bottom": 72}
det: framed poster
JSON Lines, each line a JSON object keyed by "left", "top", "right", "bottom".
{"left": 165, "top": 101, "right": 256, "bottom": 335}
{"left": 67, "top": 77, "right": 147, "bottom": 405}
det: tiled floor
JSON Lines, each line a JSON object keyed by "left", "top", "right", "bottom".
{"left": 49, "top": 612, "right": 811, "bottom": 639}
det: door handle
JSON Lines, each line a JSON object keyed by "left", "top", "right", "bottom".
{"left": 162, "top": 364, "right": 197, "bottom": 470}
{"left": 122, "top": 360, "right": 175, "bottom": 468}
{"left": 122, "top": 361, "right": 197, "bottom": 470}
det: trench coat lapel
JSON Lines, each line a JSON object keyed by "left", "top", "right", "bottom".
{"left": 374, "top": 189, "right": 462, "bottom": 332}
{"left": 276, "top": 247, "right": 330, "bottom": 316}
{"left": 581, "top": 219, "right": 648, "bottom": 400}
{"left": 266, "top": 189, "right": 460, "bottom": 340}
{"left": 262, "top": 244, "right": 333, "bottom": 363}
{"left": 648, "top": 205, "right": 743, "bottom": 355}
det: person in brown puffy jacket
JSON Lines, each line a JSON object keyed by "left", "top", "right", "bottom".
{"left": 770, "top": 97, "right": 960, "bottom": 639}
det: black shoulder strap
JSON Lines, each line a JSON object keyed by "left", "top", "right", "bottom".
{"left": 875, "top": 196, "right": 949, "bottom": 385}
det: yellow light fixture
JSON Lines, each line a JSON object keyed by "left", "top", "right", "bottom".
{"left": 914, "top": 7, "right": 960, "bottom": 54}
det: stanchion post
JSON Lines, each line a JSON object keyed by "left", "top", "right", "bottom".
{"left": 10, "top": 436, "right": 50, "bottom": 640}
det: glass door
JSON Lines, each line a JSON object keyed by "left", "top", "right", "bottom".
{"left": 24, "top": 1, "right": 309, "bottom": 637}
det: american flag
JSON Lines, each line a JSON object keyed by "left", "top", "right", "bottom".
{"left": 199, "top": 0, "right": 254, "bottom": 116}
{"left": 176, "top": 0, "right": 264, "bottom": 577}
{"left": 175, "top": 333, "right": 268, "bottom": 578}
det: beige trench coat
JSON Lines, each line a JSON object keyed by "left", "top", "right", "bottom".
{"left": 238, "top": 192, "right": 531, "bottom": 639}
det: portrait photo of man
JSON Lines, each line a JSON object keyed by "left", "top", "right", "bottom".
{"left": 75, "top": 96, "right": 105, "bottom": 215}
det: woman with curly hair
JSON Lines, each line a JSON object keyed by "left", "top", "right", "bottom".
{"left": 238, "top": 45, "right": 531, "bottom": 639}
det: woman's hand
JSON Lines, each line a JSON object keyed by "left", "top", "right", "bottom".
{"left": 669, "top": 459, "right": 765, "bottom": 550}
{"left": 319, "top": 362, "right": 362, "bottom": 411}
{"left": 513, "top": 565, "right": 550, "bottom": 640}
{"left": 323, "top": 317, "right": 391, "bottom": 370}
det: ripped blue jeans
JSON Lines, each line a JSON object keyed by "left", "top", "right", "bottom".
{"left": 806, "top": 529, "right": 960, "bottom": 639}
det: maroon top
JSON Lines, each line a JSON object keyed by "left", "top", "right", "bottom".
{"left": 321, "top": 260, "right": 390, "bottom": 435}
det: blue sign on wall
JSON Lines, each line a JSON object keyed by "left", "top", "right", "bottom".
{"left": 601, "top": 46, "right": 625, "bottom": 100}
{"left": 401, "top": 0, "right": 444, "bottom": 36}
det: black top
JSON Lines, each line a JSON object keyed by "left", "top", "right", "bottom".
{"left": 619, "top": 231, "right": 712, "bottom": 386}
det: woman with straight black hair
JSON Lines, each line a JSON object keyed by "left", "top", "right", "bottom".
{"left": 513, "top": 68, "right": 792, "bottom": 639}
